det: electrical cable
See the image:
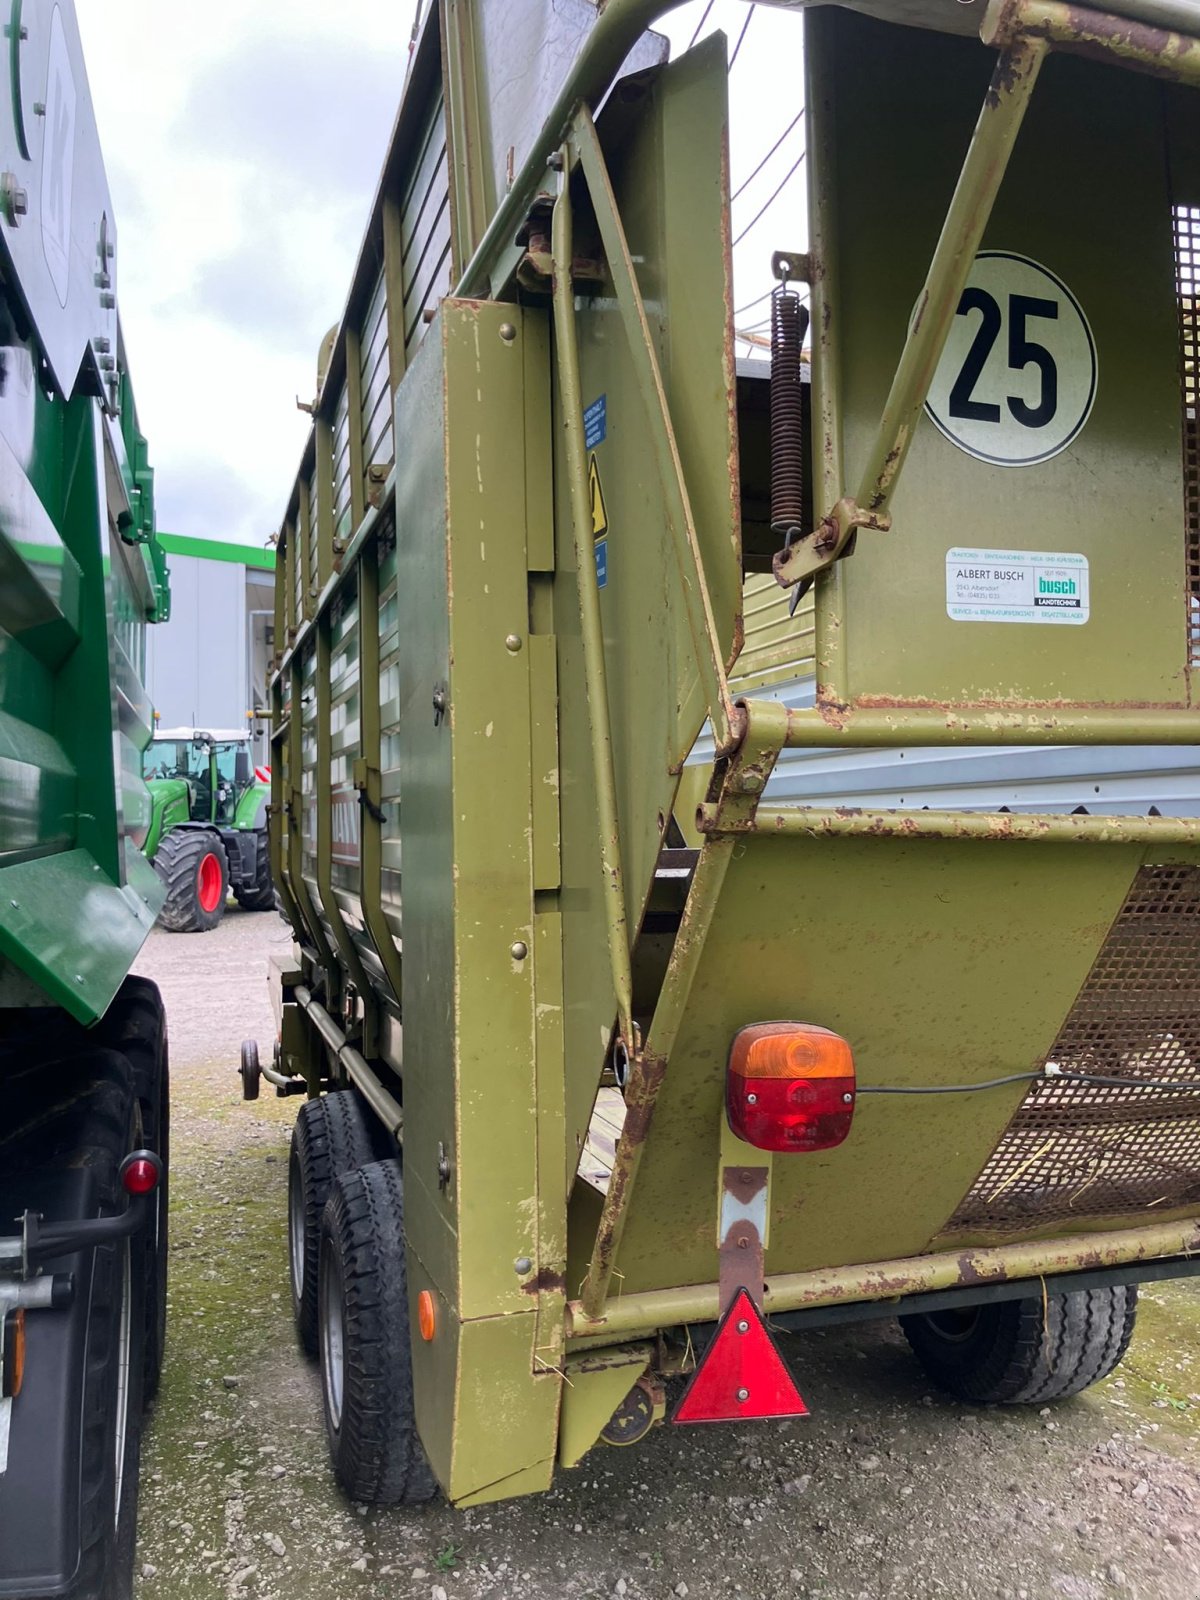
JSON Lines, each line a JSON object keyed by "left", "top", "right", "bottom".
{"left": 857, "top": 1068, "right": 1200, "bottom": 1096}
{"left": 733, "top": 285, "right": 810, "bottom": 318}
{"left": 731, "top": 107, "right": 805, "bottom": 204}
{"left": 688, "top": 0, "right": 716, "bottom": 50}
{"left": 732, "top": 150, "right": 807, "bottom": 248}
{"left": 729, "top": 6, "right": 754, "bottom": 68}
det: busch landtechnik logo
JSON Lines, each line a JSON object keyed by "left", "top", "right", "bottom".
{"left": 1034, "top": 572, "right": 1080, "bottom": 609}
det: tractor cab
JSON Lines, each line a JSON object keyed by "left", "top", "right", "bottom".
{"left": 147, "top": 728, "right": 261, "bottom": 826}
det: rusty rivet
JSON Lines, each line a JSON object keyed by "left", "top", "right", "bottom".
{"left": 505, "top": 633, "right": 522, "bottom": 653}
{"left": 510, "top": 940, "right": 528, "bottom": 961}
{"left": 499, "top": 322, "right": 517, "bottom": 343}
{"left": 741, "top": 773, "right": 764, "bottom": 793}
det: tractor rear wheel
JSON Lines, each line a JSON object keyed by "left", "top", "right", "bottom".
{"left": 154, "top": 829, "right": 228, "bottom": 932}
{"left": 233, "top": 828, "right": 275, "bottom": 911}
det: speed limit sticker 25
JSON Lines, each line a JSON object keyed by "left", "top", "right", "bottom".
{"left": 924, "top": 252, "right": 1097, "bottom": 468}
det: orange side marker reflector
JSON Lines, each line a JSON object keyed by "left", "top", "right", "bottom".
{"left": 2, "top": 1309, "right": 25, "bottom": 1399}
{"left": 417, "top": 1290, "right": 436, "bottom": 1342}
{"left": 673, "top": 1289, "right": 808, "bottom": 1425}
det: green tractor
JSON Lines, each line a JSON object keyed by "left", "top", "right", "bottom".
{"left": 144, "top": 728, "right": 275, "bottom": 931}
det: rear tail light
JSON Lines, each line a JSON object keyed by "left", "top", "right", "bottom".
{"left": 726, "top": 1022, "right": 855, "bottom": 1153}
{"left": 120, "top": 1150, "right": 163, "bottom": 1196}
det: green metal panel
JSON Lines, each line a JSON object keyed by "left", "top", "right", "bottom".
{"left": 397, "top": 300, "right": 562, "bottom": 1502}
{"left": 815, "top": 11, "right": 1188, "bottom": 711}
{"left": 608, "top": 833, "right": 1189, "bottom": 1293}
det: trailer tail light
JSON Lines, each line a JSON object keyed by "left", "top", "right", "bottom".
{"left": 119, "top": 1150, "right": 162, "bottom": 1196}
{"left": 417, "top": 1291, "right": 436, "bottom": 1342}
{"left": 726, "top": 1023, "right": 855, "bottom": 1153}
{"left": 2, "top": 1310, "right": 25, "bottom": 1399}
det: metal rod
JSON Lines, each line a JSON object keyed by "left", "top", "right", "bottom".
{"left": 780, "top": 704, "right": 1200, "bottom": 746}
{"left": 572, "top": 110, "right": 738, "bottom": 754}
{"left": 706, "top": 804, "right": 1200, "bottom": 845}
{"left": 805, "top": 8, "right": 850, "bottom": 705}
{"left": 984, "top": 0, "right": 1200, "bottom": 83}
{"left": 294, "top": 986, "right": 404, "bottom": 1138}
{"left": 855, "top": 34, "right": 1048, "bottom": 517}
{"left": 567, "top": 1214, "right": 1200, "bottom": 1342}
{"left": 550, "top": 152, "right": 634, "bottom": 1048}
{"left": 578, "top": 836, "right": 738, "bottom": 1319}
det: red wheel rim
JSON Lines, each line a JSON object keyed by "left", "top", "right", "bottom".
{"left": 197, "top": 852, "right": 223, "bottom": 913}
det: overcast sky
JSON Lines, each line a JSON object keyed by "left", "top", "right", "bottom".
{"left": 76, "top": 1, "right": 805, "bottom": 551}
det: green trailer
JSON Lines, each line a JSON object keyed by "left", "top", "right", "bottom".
{"left": 257, "top": 0, "right": 1200, "bottom": 1510}
{"left": 0, "top": 3, "right": 170, "bottom": 1594}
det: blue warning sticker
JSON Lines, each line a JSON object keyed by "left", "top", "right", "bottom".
{"left": 584, "top": 395, "right": 607, "bottom": 449}
{"left": 595, "top": 540, "right": 608, "bottom": 589}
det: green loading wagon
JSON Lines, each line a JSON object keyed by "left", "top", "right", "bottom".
{"left": 258, "top": 0, "right": 1200, "bottom": 1509}
{"left": 0, "top": 3, "right": 171, "bottom": 1593}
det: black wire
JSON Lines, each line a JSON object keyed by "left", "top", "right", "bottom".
{"left": 858, "top": 1070, "right": 1200, "bottom": 1096}
{"left": 732, "top": 151, "right": 807, "bottom": 249}
{"left": 688, "top": 0, "right": 716, "bottom": 49}
{"left": 729, "top": 6, "right": 754, "bottom": 68}
{"left": 731, "top": 107, "right": 805, "bottom": 204}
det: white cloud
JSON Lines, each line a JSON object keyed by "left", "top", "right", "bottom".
{"left": 75, "top": 0, "right": 803, "bottom": 547}
{"left": 76, "top": 0, "right": 419, "bottom": 546}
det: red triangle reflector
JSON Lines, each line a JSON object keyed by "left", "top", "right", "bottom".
{"left": 673, "top": 1289, "right": 808, "bottom": 1425}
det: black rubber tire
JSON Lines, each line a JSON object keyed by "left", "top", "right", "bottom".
{"left": 288, "top": 1092, "right": 387, "bottom": 1358}
{"left": 317, "top": 1160, "right": 438, "bottom": 1506}
{"left": 94, "top": 977, "right": 170, "bottom": 1403}
{"left": 153, "top": 828, "right": 228, "bottom": 932}
{"left": 3, "top": 1052, "right": 148, "bottom": 1600}
{"left": 233, "top": 829, "right": 275, "bottom": 911}
{"left": 900, "top": 1285, "right": 1139, "bottom": 1405}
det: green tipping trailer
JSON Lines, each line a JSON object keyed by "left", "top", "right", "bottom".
{"left": 260, "top": 0, "right": 1200, "bottom": 1509}
{"left": 0, "top": 4, "right": 171, "bottom": 1595}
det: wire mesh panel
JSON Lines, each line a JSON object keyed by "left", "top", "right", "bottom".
{"left": 949, "top": 864, "right": 1200, "bottom": 1236}
{"left": 1175, "top": 204, "right": 1200, "bottom": 670}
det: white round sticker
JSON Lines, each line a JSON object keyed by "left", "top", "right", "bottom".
{"left": 924, "top": 252, "right": 1097, "bottom": 467}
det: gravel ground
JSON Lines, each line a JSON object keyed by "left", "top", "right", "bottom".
{"left": 133, "top": 912, "right": 1200, "bottom": 1600}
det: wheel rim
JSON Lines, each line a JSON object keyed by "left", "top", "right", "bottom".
{"left": 113, "top": 1240, "right": 133, "bottom": 1526}
{"left": 196, "top": 852, "right": 223, "bottom": 912}
{"left": 320, "top": 1242, "right": 346, "bottom": 1433}
{"left": 924, "top": 1307, "right": 982, "bottom": 1343}
{"left": 288, "top": 1153, "right": 305, "bottom": 1302}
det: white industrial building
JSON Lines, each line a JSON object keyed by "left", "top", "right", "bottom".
{"left": 145, "top": 534, "right": 275, "bottom": 766}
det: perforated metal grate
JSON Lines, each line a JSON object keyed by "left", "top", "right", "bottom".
{"left": 1174, "top": 205, "right": 1200, "bottom": 668}
{"left": 948, "top": 865, "right": 1200, "bottom": 1237}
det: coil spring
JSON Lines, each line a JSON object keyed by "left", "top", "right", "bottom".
{"left": 770, "top": 286, "right": 810, "bottom": 538}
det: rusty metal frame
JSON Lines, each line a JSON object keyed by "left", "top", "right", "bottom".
{"left": 567, "top": 1211, "right": 1200, "bottom": 1344}
{"left": 551, "top": 148, "right": 635, "bottom": 1055}
{"left": 576, "top": 703, "right": 785, "bottom": 1319}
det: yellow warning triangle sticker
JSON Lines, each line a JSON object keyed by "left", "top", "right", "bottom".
{"left": 589, "top": 452, "right": 608, "bottom": 541}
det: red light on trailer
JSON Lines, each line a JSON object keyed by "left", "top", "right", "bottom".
{"left": 726, "top": 1022, "right": 855, "bottom": 1153}
{"left": 119, "top": 1151, "right": 162, "bottom": 1196}
{"left": 674, "top": 1289, "right": 807, "bottom": 1425}
{"left": 2, "top": 1310, "right": 26, "bottom": 1399}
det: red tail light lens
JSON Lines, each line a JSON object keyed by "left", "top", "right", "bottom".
{"left": 727, "top": 1023, "right": 855, "bottom": 1153}
{"left": 120, "top": 1150, "right": 162, "bottom": 1196}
